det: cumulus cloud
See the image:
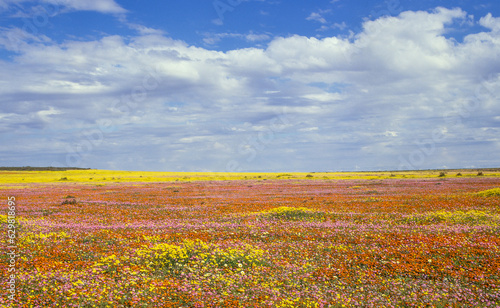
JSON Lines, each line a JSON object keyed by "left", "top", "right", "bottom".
{"left": 1, "top": 7, "right": 499, "bottom": 171}
{"left": 479, "top": 13, "right": 500, "bottom": 32}
{"left": 306, "top": 12, "right": 328, "bottom": 24}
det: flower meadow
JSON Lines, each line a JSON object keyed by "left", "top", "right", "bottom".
{"left": 1, "top": 171, "right": 500, "bottom": 307}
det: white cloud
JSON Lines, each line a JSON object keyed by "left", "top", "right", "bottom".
{"left": 43, "top": 0, "right": 126, "bottom": 14}
{"left": 302, "top": 93, "right": 342, "bottom": 102}
{"left": 479, "top": 13, "right": 500, "bottom": 32}
{"left": 299, "top": 127, "right": 319, "bottom": 132}
{"left": 245, "top": 33, "right": 271, "bottom": 42}
{"left": 0, "top": 0, "right": 126, "bottom": 15}
{"left": 211, "top": 18, "right": 224, "bottom": 26}
{"left": 202, "top": 31, "right": 271, "bottom": 45}
{"left": 36, "top": 107, "right": 62, "bottom": 121}
{"left": 127, "top": 24, "right": 166, "bottom": 36}
{"left": 0, "top": 0, "right": 26, "bottom": 11}
{"left": 1, "top": 7, "right": 500, "bottom": 171}
{"left": 307, "top": 9, "right": 348, "bottom": 32}
{"left": 178, "top": 136, "right": 216, "bottom": 144}
{"left": 332, "top": 22, "right": 347, "bottom": 30}
{"left": 306, "top": 12, "right": 327, "bottom": 24}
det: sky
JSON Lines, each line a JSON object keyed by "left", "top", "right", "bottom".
{"left": 0, "top": 0, "right": 499, "bottom": 172}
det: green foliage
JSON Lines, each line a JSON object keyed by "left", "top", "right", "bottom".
{"left": 61, "top": 199, "right": 77, "bottom": 205}
{"left": 261, "top": 206, "right": 325, "bottom": 222}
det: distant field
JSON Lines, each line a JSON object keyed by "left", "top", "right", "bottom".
{"left": 1, "top": 168, "right": 499, "bottom": 185}
{"left": 1, "top": 171, "right": 499, "bottom": 307}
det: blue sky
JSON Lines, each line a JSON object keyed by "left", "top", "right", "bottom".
{"left": 0, "top": 0, "right": 499, "bottom": 171}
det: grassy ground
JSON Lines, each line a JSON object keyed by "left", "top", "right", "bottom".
{"left": 1, "top": 170, "right": 499, "bottom": 307}
{"left": 1, "top": 168, "right": 499, "bottom": 185}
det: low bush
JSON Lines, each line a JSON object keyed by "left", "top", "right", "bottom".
{"left": 261, "top": 206, "right": 325, "bottom": 222}
{"left": 476, "top": 188, "right": 500, "bottom": 197}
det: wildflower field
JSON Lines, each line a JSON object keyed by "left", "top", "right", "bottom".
{"left": 1, "top": 170, "right": 500, "bottom": 307}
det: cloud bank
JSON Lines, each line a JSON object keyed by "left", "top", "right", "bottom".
{"left": 0, "top": 7, "right": 499, "bottom": 171}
